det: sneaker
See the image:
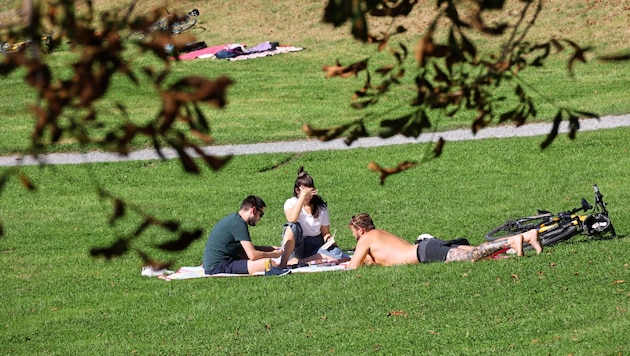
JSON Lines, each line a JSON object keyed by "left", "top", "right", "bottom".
{"left": 264, "top": 266, "right": 291, "bottom": 276}
{"left": 141, "top": 266, "right": 174, "bottom": 277}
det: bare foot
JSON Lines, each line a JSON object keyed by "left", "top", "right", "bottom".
{"left": 523, "top": 229, "right": 543, "bottom": 255}
{"left": 507, "top": 233, "right": 524, "bottom": 257}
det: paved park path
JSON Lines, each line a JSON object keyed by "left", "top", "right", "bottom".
{"left": 1, "top": 114, "right": 629, "bottom": 167}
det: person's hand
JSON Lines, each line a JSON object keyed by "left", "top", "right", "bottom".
{"left": 322, "top": 233, "right": 338, "bottom": 250}
{"left": 269, "top": 246, "right": 284, "bottom": 258}
{"left": 298, "top": 186, "right": 318, "bottom": 199}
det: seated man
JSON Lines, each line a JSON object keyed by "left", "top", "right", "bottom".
{"left": 202, "top": 195, "right": 290, "bottom": 276}
{"left": 346, "top": 213, "right": 542, "bottom": 270}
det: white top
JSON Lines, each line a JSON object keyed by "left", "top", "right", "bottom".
{"left": 284, "top": 197, "right": 330, "bottom": 236}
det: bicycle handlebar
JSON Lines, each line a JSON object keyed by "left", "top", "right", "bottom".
{"left": 558, "top": 197, "right": 592, "bottom": 218}
{"left": 592, "top": 183, "right": 610, "bottom": 215}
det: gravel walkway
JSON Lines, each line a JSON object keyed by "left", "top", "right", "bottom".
{"left": 1, "top": 114, "right": 629, "bottom": 167}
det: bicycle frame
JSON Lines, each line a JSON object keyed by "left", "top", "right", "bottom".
{"left": 536, "top": 212, "right": 590, "bottom": 235}
{"left": 148, "top": 9, "right": 199, "bottom": 35}
{"left": 1, "top": 33, "right": 52, "bottom": 54}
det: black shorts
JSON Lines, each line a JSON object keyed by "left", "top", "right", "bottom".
{"left": 416, "top": 238, "right": 470, "bottom": 263}
{"left": 204, "top": 258, "right": 249, "bottom": 275}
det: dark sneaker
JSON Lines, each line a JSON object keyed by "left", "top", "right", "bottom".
{"left": 265, "top": 266, "right": 291, "bottom": 276}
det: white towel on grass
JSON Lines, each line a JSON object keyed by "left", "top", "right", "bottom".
{"left": 153, "top": 263, "right": 348, "bottom": 281}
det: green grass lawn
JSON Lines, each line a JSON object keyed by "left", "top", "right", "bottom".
{"left": 1, "top": 128, "right": 629, "bottom": 354}
{"left": 1, "top": 1, "right": 629, "bottom": 354}
{"left": 1, "top": 1, "right": 629, "bottom": 155}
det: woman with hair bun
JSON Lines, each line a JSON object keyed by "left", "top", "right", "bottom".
{"left": 277, "top": 166, "right": 348, "bottom": 268}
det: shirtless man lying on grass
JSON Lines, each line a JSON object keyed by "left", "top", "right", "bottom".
{"left": 346, "top": 213, "right": 542, "bottom": 270}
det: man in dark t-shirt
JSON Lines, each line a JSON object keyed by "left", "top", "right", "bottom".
{"left": 203, "top": 196, "right": 289, "bottom": 276}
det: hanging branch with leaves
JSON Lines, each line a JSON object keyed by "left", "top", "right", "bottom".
{"left": 313, "top": 0, "right": 615, "bottom": 184}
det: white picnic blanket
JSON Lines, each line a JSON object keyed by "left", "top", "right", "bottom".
{"left": 152, "top": 263, "right": 348, "bottom": 281}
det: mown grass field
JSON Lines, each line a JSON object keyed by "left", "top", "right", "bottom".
{"left": 1, "top": 1, "right": 629, "bottom": 354}
{"left": 2, "top": 128, "right": 630, "bottom": 354}
{"left": 0, "top": 0, "right": 628, "bottom": 154}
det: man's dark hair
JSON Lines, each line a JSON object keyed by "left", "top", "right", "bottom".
{"left": 241, "top": 196, "right": 266, "bottom": 210}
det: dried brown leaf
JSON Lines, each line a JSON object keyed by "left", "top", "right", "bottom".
{"left": 322, "top": 59, "right": 368, "bottom": 78}
{"left": 18, "top": 173, "right": 36, "bottom": 191}
{"left": 433, "top": 137, "right": 445, "bottom": 157}
{"left": 302, "top": 123, "right": 329, "bottom": 138}
{"left": 189, "top": 145, "right": 233, "bottom": 171}
{"left": 90, "top": 238, "right": 129, "bottom": 259}
{"left": 137, "top": 249, "right": 173, "bottom": 270}
{"left": 368, "top": 160, "right": 416, "bottom": 185}
{"left": 387, "top": 309, "right": 408, "bottom": 317}
{"left": 110, "top": 198, "right": 126, "bottom": 225}
{"left": 156, "top": 229, "right": 203, "bottom": 251}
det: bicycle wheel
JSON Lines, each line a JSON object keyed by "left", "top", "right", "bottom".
{"left": 170, "top": 17, "right": 197, "bottom": 35}
{"left": 538, "top": 224, "right": 579, "bottom": 247}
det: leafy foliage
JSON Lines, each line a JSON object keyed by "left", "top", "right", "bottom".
{"left": 89, "top": 188, "right": 204, "bottom": 266}
{"left": 316, "top": 0, "right": 625, "bottom": 183}
{"left": 0, "top": 1, "right": 230, "bottom": 171}
{"left": 0, "top": 0, "right": 230, "bottom": 261}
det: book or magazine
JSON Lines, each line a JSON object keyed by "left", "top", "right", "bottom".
{"left": 321, "top": 229, "right": 337, "bottom": 251}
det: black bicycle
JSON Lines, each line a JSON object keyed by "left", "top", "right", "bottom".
{"left": 129, "top": 8, "right": 200, "bottom": 39}
{"left": 485, "top": 184, "right": 616, "bottom": 249}
{"left": 1, "top": 32, "right": 53, "bottom": 54}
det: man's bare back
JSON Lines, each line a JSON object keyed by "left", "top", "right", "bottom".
{"left": 348, "top": 229, "right": 419, "bottom": 269}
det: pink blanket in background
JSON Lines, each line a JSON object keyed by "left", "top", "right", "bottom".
{"left": 176, "top": 43, "right": 304, "bottom": 61}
